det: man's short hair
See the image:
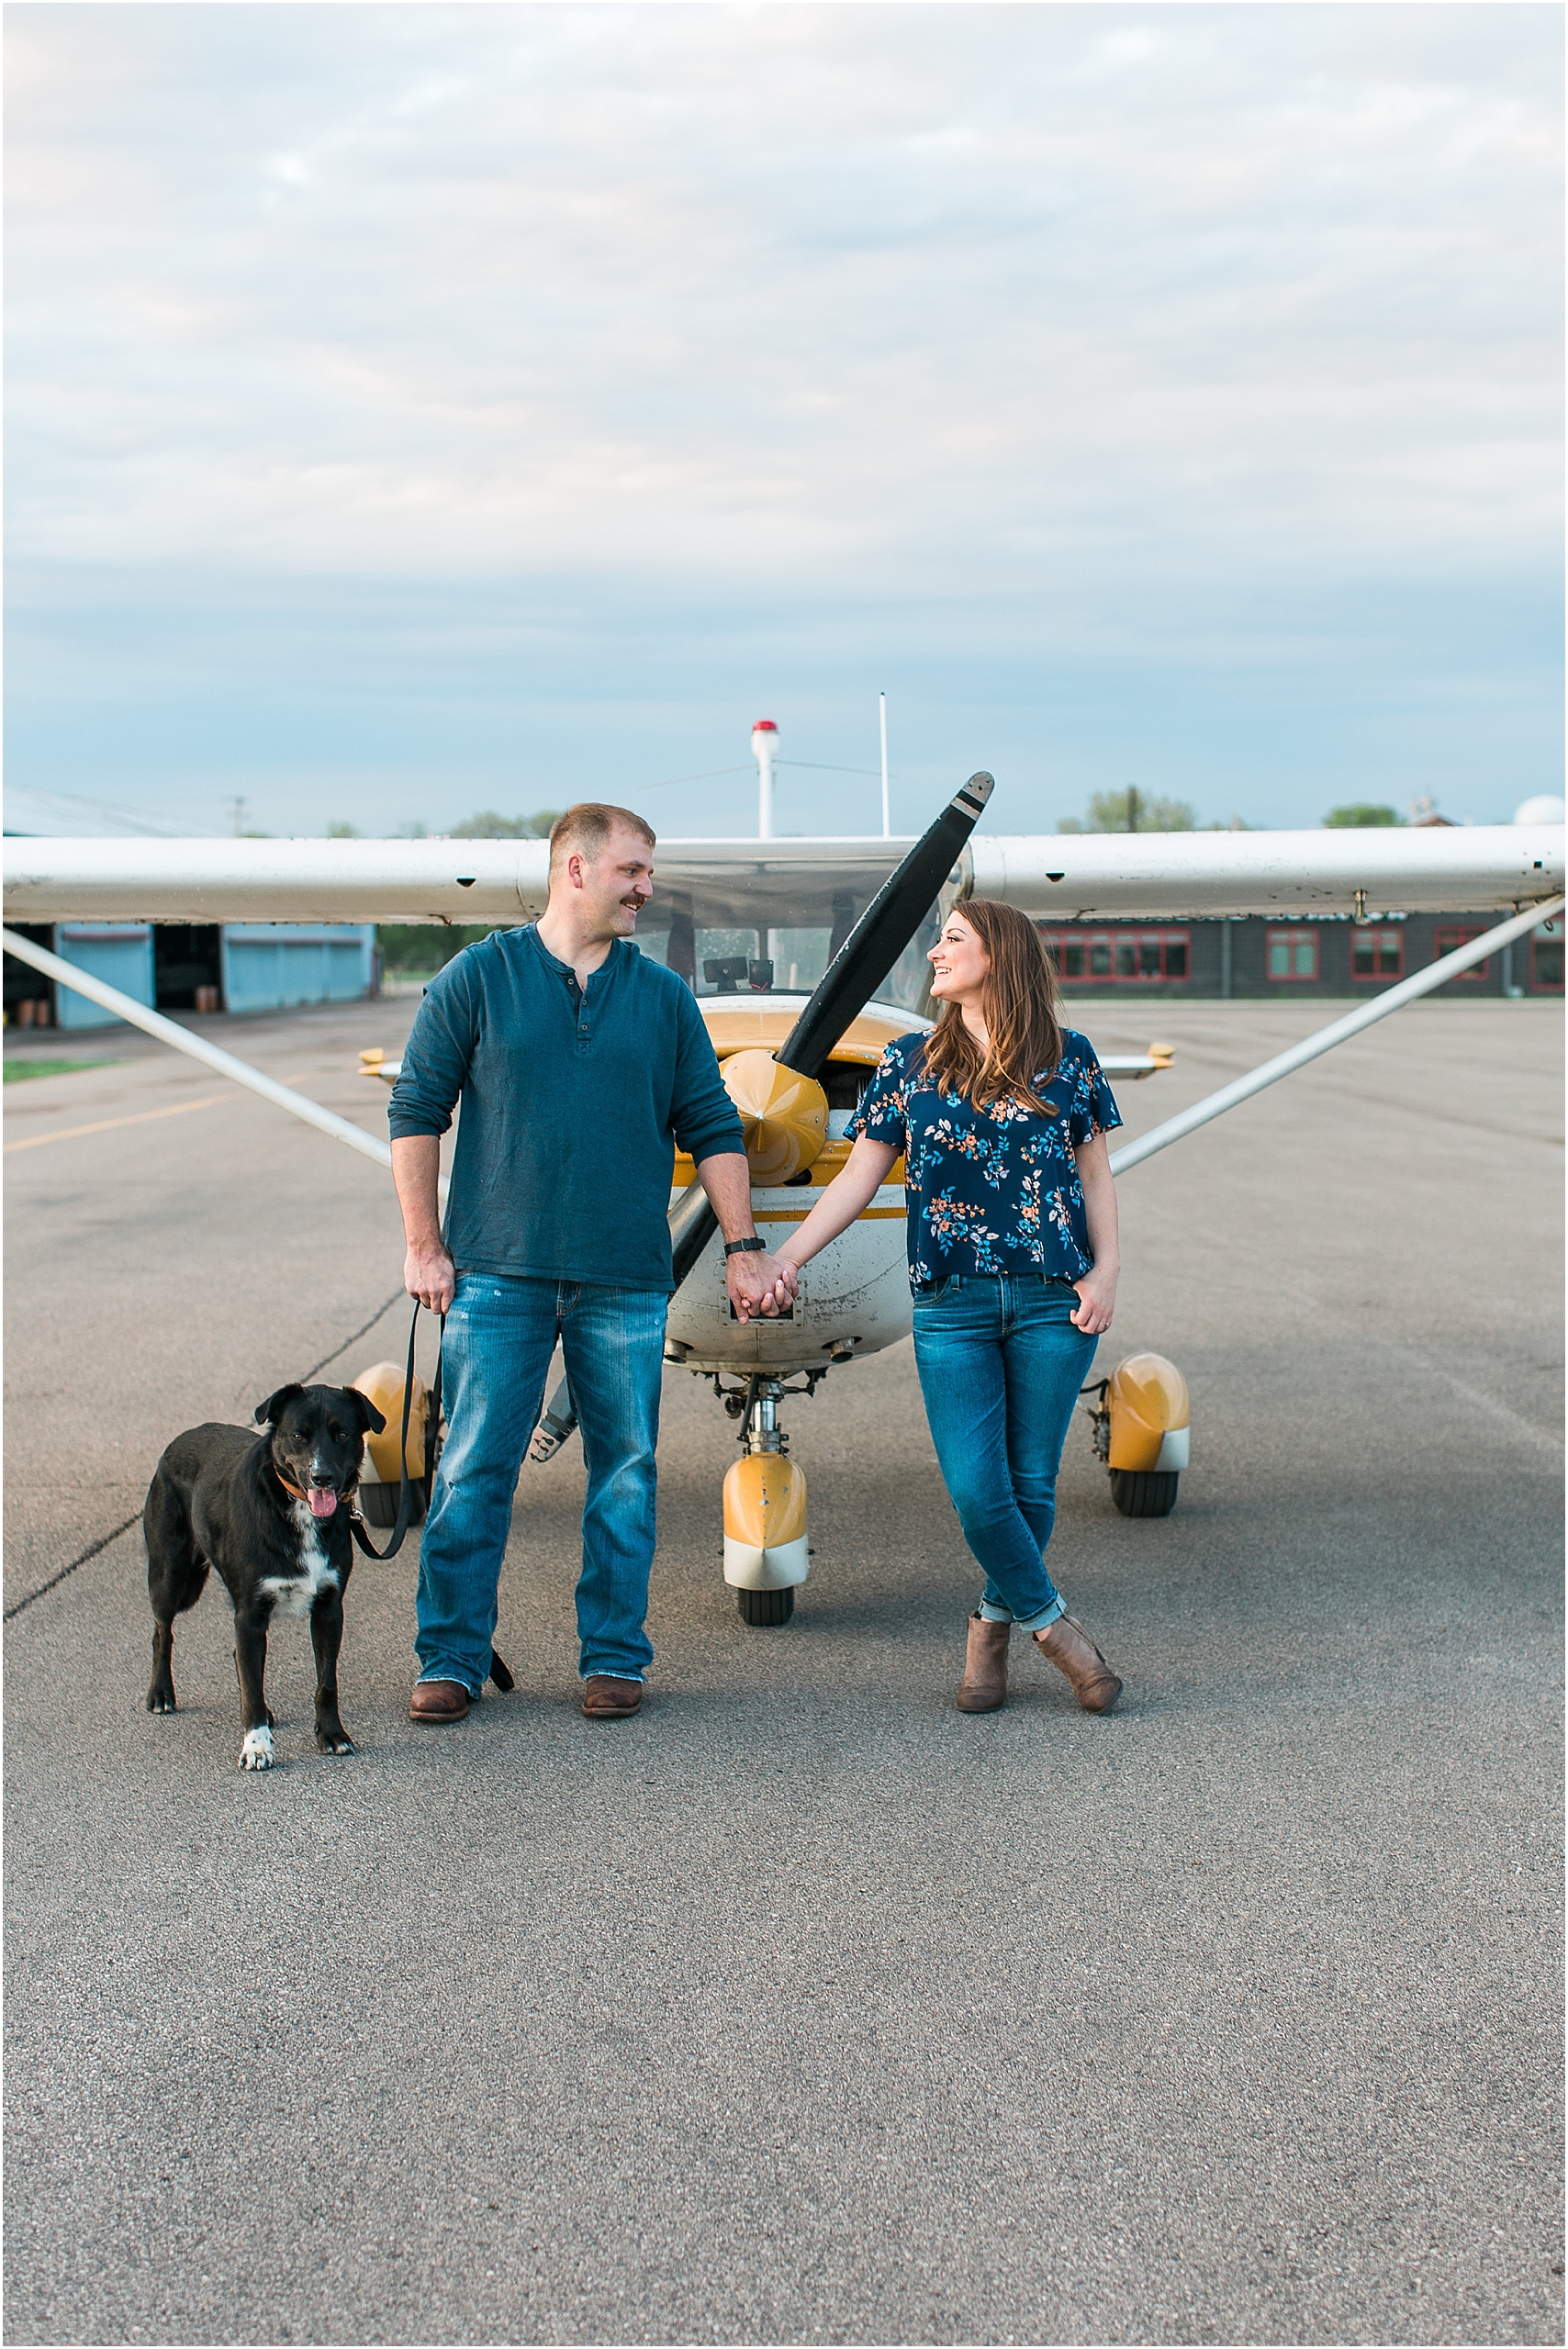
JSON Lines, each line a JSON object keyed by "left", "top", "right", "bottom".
{"left": 548, "top": 803, "right": 656, "bottom": 875}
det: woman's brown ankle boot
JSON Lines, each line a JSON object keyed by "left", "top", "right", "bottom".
{"left": 958, "top": 1613, "right": 1011, "bottom": 1712}
{"left": 1033, "top": 1614, "right": 1123, "bottom": 1712}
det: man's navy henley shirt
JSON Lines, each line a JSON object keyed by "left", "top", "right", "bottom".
{"left": 387, "top": 924, "right": 745, "bottom": 1292}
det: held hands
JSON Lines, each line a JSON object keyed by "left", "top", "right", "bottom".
{"left": 1070, "top": 1264, "right": 1117, "bottom": 1337}
{"left": 726, "top": 1248, "right": 799, "bottom": 1323}
{"left": 405, "top": 1238, "right": 456, "bottom": 1316}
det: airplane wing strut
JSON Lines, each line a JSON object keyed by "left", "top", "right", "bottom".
{"left": 1108, "top": 895, "right": 1563, "bottom": 1176}
{"left": 7, "top": 890, "right": 1559, "bottom": 1322}
{"left": 0, "top": 926, "right": 446, "bottom": 1200}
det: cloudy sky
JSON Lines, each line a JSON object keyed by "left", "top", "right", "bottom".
{"left": 6, "top": 3, "right": 1562, "bottom": 840}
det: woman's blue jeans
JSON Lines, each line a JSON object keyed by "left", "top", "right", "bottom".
{"left": 913, "top": 1272, "right": 1098, "bottom": 1630}
{"left": 415, "top": 1273, "right": 668, "bottom": 1694}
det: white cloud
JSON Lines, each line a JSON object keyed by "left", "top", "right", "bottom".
{"left": 4, "top": 3, "right": 1561, "bottom": 833}
{"left": 7, "top": 4, "right": 1560, "bottom": 585}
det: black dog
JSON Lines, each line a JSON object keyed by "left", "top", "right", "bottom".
{"left": 144, "top": 1382, "right": 386, "bottom": 1771}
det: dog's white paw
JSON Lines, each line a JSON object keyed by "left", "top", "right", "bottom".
{"left": 238, "top": 1726, "right": 276, "bottom": 1771}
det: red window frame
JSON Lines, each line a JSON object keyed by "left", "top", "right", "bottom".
{"left": 1433, "top": 925, "right": 1488, "bottom": 981}
{"left": 1531, "top": 926, "right": 1564, "bottom": 992}
{"left": 1266, "top": 928, "right": 1319, "bottom": 983}
{"left": 1351, "top": 925, "right": 1405, "bottom": 981}
{"left": 1041, "top": 929, "right": 1191, "bottom": 985}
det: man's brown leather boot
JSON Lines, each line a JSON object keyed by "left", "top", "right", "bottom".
{"left": 957, "top": 1613, "right": 1010, "bottom": 1712}
{"left": 1033, "top": 1614, "right": 1123, "bottom": 1712}
{"left": 581, "top": 1675, "right": 643, "bottom": 1719}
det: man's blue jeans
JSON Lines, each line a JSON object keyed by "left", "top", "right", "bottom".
{"left": 913, "top": 1272, "right": 1098, "bottom": 1631}
{"left": 415, "top": 1274, "right": 668, "bottom": 1693}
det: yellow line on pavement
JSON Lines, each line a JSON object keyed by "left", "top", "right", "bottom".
{"left": 4, "top": 1094, "right": 231, "bottom": 1154}
{"left": 3, "top": 1071, "right": 329, "bottom": 1157}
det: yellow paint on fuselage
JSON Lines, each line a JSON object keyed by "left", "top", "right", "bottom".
{"left": 671, "top": 1140, "right": 905, "bottom": 1189}
{"left": 700, "top": 1001, "right": 913, "bottom": 1067}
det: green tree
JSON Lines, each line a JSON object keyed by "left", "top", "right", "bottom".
{"left": 1323, "top": 804, "right": 1404, "bottom": 828}
{"left": 376, "top": 923, "right": 502, "bottom": 978}
{"left": 450, "top": 810, "right": 561, "bottom": 839}
{"left": 327, "top": 822, "right": 358, "bottom": 838}
{"left": 1058, "top": 787, "right": 1197, "bottom": 834}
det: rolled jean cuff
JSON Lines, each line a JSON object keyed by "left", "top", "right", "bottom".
{"left": 980, "top": 1594, "right": 1066, "bottom": 1634}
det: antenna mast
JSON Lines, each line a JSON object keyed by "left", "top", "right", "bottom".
{"left": 751, "top": 721, "right": 778, "bottom": 839}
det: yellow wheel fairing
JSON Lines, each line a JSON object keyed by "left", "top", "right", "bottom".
{"left": 1105, "top": 1352, "right": 1192, "bottom": 1473}
{"left": 720, "top": 1048, "right": 828, "bottom": 1183}
{"left": 352, "top": 1360, "right": 430, "bottom": 1484}
{"left": 722, "top": 1452, "right": 811, "bottom": 1590}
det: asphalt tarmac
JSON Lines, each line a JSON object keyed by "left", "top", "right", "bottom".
{"left": 4, "top": 991, "right": 1562, "bottom": 2346}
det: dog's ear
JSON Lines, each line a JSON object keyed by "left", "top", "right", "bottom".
{"left": 254, "top": 1383, "right": 305, "bottom": 1427}
{"left": 348, "top": 1389, "right": 386, "bottom": 1437}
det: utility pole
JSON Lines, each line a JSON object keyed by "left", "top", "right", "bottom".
{"left": 1126, "top": 786, "right": 1140, "bottom": 833}
{"left": 228, "top": 795, "right": 246, "bottom": 838}
{"left": 879, "top": 692, "right": 890, "bottom": 838}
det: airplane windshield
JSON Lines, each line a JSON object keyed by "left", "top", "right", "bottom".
{"left": 633, "top": 879, "right": 939, "bottom": 1015}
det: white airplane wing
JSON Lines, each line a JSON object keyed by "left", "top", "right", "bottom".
{"left": 3, "top": 823, "right": 1561, "bottom": 925}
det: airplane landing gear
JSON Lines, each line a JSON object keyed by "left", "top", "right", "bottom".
{"left": 717, "top": 1374, "right": 819, "bottom": 1625}
{"left": 1108, "top": 1468, "right": 1180, "bottom": 1518}
{"left": 735, "top": 1585, "right": 795, "bottom": 1627}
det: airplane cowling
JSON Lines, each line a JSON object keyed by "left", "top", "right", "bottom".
{"left": 663, "top": 1180, "right": 912, "bottom": 1371}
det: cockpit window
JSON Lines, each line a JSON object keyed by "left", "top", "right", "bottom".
{"left": 636, "top": 898, "right": 938, "bottom": 1015}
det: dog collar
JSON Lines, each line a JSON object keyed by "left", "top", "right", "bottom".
{"left": 273, "top": 1465, "right": 322, "bottom": 1506}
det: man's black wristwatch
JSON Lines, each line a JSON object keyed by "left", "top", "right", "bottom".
{"left": 724, "top": 1236, "right": 767, "bottom": 1257}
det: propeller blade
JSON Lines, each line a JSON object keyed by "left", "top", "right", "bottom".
{"left": 527, "top": 771, "right": 994, "bottom": 1463}
{"left": 667, "top": 1172, "right": 722, "bottom": 1287}
{"left": 775, "top": 771, "right": 993, "bottom": 1078}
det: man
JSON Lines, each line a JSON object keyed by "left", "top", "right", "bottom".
{"left": 388, "top": 802, "right": 791, "bottom": 1723}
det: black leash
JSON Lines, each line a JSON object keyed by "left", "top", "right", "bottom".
{"left": 348, "top": 1298, "right": 429, "bottom": 1562}
{"left": 348, "top": 1299, "right": 513, "bottom": 1694}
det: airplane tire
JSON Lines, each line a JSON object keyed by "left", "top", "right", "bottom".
{"left": 1109, "top": 1469, "right": 1179, "bottom": 1519}
{"left": 358, "top": 1480, "right": 427, "bottom": 1529}
{"left": 735, "top": 1585, "right": 795, "bottom": 1627}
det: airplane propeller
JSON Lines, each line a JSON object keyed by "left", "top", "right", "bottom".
{"left": 529, "top": 771, "right": 995, "bottom": 1459}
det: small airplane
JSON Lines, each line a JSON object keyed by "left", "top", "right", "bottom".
{"left": 6, "top": 786, "right": 1562, "bottom": 1626}
{"left": 354, "top": 777, "right": 1184, "bottom": 1622}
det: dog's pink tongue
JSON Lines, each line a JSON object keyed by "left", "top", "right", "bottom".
{"left": 308, "top": 1489, "right": 338, "bottom": 1519}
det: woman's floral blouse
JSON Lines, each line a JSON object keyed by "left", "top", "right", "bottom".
{"left": 847, "top": 1028, "right": 1122, "bottom": 1292}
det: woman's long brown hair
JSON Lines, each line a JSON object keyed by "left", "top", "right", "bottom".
{"left": 920, "top": 898, "right": 1064, "bottom": 1113}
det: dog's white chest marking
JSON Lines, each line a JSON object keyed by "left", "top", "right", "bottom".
{"left": 239, "top": 1725, "right": 275, "bottom": 1771}
{"left": 260, "top": 1504, "right": 343, "bottom": 1618}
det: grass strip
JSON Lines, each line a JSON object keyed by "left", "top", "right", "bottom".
{"left": 4, "top": 1057, "right": 120, "bottom": 1083}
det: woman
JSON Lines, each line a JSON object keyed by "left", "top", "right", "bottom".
{"left": 773, "top": 899, "right": 1125, "bottom": 1716}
